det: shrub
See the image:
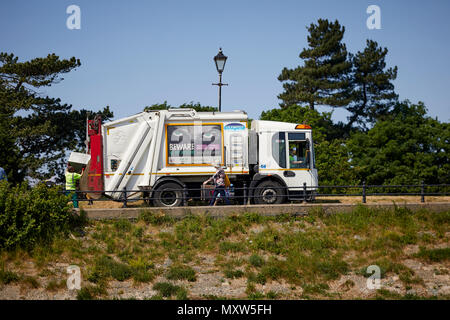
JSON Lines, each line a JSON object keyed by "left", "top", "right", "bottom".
{"left": 166, "top": 265, "right": 196, "bottom": 282}
{"left": 113, "top": 219, "right": 132, "bottom": 233}
{"left": 153, "top": 282, "right": 185, "bottom": 298}
{"left": 139, "top": 211, "right": 175, "bottom": 225}
{"left": 415, "top": 247, "right": 450, "bottom": 262}
{"left": 0, "top": 181, "right": 77, "bottom": 250}
{"left": 88, "top": 255, "right": 132, "bottom": 282}
{"left": 22, "top": 276, "right": 40, "bottom": 288}
{"left": 224, "top": 269, "right": 244, "bottom": 279}
{"left": 76, "top": 284, "right": 107, "bottom": 300}
{"left": 249, "top": 254, "right": 265, "bottom": 268}
{"left": 219, "top": 241, "right": 245, "bottom": 253}
{"left": 0, "top": 269, "right": 20, "bottom": 284}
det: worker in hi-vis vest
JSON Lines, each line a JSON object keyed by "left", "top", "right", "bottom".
{"left": 65, "top": 165, "right": 84, "bottom": 208}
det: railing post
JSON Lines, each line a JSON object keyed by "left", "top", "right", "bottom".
{"left": 362, "top": 181, "right": 366, "bottom": 204}
{"left": 421, "top": 180, "right": 425, "bottom": 203}
{"left": 122, "top": 186, "right": 127, "bottom": 208}
{"left": 303, "top": 182, "right": 307, "bottom": 202}
{"left": 243, "top": 182, "right": 247, "bottom": 205}
{"left": 183, "top": 185, "right": 188, "bottom": 206}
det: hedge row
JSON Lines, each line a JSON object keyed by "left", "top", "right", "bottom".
{"left": 0, "top": 181, "right": 77, "bottom": 250}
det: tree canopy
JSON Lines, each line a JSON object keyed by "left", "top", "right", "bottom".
{"left": 263, "top": 18, "right": 448, "bottom": 186}
{"left": 278, "top": 19, "right": 352, "bottom": 110}
{"left": 347, "top": 40, "right": 398, "bottom": 129}
{"left": 144, "top": 101, "right": 217, "bottom": 112}
{"left": 347, "top": 101, "right": 449, "bottom": 185}
{"left": 0, "top": 52, "right": 112, "bottom": 183}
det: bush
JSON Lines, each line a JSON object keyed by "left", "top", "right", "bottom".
{"left": 166, "top": 265, "right": 196, "bottom": 282}
{"left": 88, "top": 255, "right": 132, "bottom": 282}
{"left": 249, "top": 254, "right": 265, "bottom": 268}
{"left": 224, "top": 269, "right": 244, "bottom": 279}
{"left": 0, "top": 268, "right": 20, "bottom": 284}
{"left": 0, "top": 181, "right": 75, "bottom": 250}
{"left": 415, "top": 247, "right": 450, "bottom": 262}
{"left": 153, "top": 282, "right": 186, "bottom": 298}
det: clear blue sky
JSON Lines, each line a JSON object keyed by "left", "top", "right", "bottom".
{"left": 1, "top": 0, "right": 449, "bottom": 123}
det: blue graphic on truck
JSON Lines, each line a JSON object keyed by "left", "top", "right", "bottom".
{"left": 224, "top": 123, "right": 245, "bottom": 131}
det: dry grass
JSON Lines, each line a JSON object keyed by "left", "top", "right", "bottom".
{"left": 1, "top": 207, "right": 448, "bottom": 300}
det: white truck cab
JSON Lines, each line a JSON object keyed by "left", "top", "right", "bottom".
{"left": 73, "top": 109, "right": 318, "bottom": 206}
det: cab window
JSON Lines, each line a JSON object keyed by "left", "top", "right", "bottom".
{"left": 271, "top": 132, "right": 286, "bottom": 168}
{"left": 287, "top": 133, "right": 309, "bottom": 169}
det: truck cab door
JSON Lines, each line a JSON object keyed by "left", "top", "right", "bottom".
{"left": 282, "top": 132, "right": 314, "bottom": 190}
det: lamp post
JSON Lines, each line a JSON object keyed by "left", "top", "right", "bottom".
{"left": 212, "top": 48, "right": 228, "bottom": 112}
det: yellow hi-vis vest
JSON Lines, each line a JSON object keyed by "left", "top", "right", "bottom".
{"left": 65, "top": 171, "right": 81, "bottom": 191}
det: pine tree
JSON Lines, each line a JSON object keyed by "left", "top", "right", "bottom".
{"left": 347, "top": 40, "right": 398, "bottom": 129}
{"left": 0, "top": 52, "right": 113, "bottom": 183}
{"left": 278, "top": 19, "right": 352, "bottom": 110}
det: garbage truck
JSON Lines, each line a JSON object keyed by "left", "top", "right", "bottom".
{"left": 69, "top": 109, "right": 318, "bottom": 207}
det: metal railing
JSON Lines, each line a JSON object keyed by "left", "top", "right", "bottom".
{"left": 62, "top": 181, "right": 450, "bottom": 208}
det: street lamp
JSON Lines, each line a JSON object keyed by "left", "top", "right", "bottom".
{"left": 212, "top": 48, "right": 228, "bottom": 112}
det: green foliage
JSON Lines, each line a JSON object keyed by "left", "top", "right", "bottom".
{"left": 248, "top": 291, "right": 265, "bottom": 299}
{"left": 302, "top": 283, "right": 330, "bottom": 295}
{"left": 224, "top": 269, "right": 244, "bottom": 279}
{"left": 249, "top": 254, "right": 265, "bottom": 268}
{"left": 219, "top": 241, "right": 246, "bottom": 253}
{"left": 0, "top": 268, "right": 20, "bottom": 284}
{"left": 144, "top": 101, "right": 217, "bottom": 112}
{"left": 89, "top": 255, "right": 132, "bottom": 282}
{"left": 22, "top": 276, "right": 40, "bottom": 288}
{"left": 166, "top": 265, "right": 196, "bottom": 282}
{"left": 46, "top": 279, "right": 66, "bottom": 291}
{"left": 260, "top": 98, "right": 448, "bottom": 186}
{"left": 113, "top": 219, "right": 133, "bottom": 233}
{"left": 278, "top": 19, "right": 352, "bottom": 110}
{"left": 139, "top": 211, "right": 175, "bottom": 225}
{"left": 153, "top": 282, "right": 187, "bottom": 298}
{"left": 347, "top": 100, "right": 450, "bottom": 185}
{"left": 415, "top": 247, "right": 450, "bottom": 262}
{"left": 76, "top": 284, "right": 107, "bottom": 300}
{"left": 314, "top": 139, "right": 357, "bottom": 188}
{"left": 348, "top": 40, "right": 398, "bottom": 129}
{"left": 0, "top": 181, "right": 74, "bottom": 250}
{"left": 88, "top": 254, "right": 155, "bottom": 284}
{"left": 0, "top": 53, "right": 79, "bottom": 183}
{"left": 0, "top": 52, "right": 113, "bottom": 183}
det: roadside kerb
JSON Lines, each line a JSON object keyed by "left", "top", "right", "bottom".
{"left": 78, "top": 202, "right": 450, "bottom": 220}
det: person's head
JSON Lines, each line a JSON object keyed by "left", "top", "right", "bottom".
{"left": 68, "top": 165, "right": 75, "bottom": 173}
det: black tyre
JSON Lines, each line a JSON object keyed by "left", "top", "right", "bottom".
{"left": 253, "top": 180, "right": 286, "bottom": 205}
{"left": 152, "top": 182, "right": 183, "bottom": 207}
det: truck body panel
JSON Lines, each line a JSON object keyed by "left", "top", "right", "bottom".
{"left": 70, "top": 109, "right": 319, "bottom": 204}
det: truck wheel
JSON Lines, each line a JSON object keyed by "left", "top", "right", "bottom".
{"left": 253, "top": 180, "right": 286, "bottom": 205}
{"left": 152, "top": 182, "right": 183, "bottom": 207}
